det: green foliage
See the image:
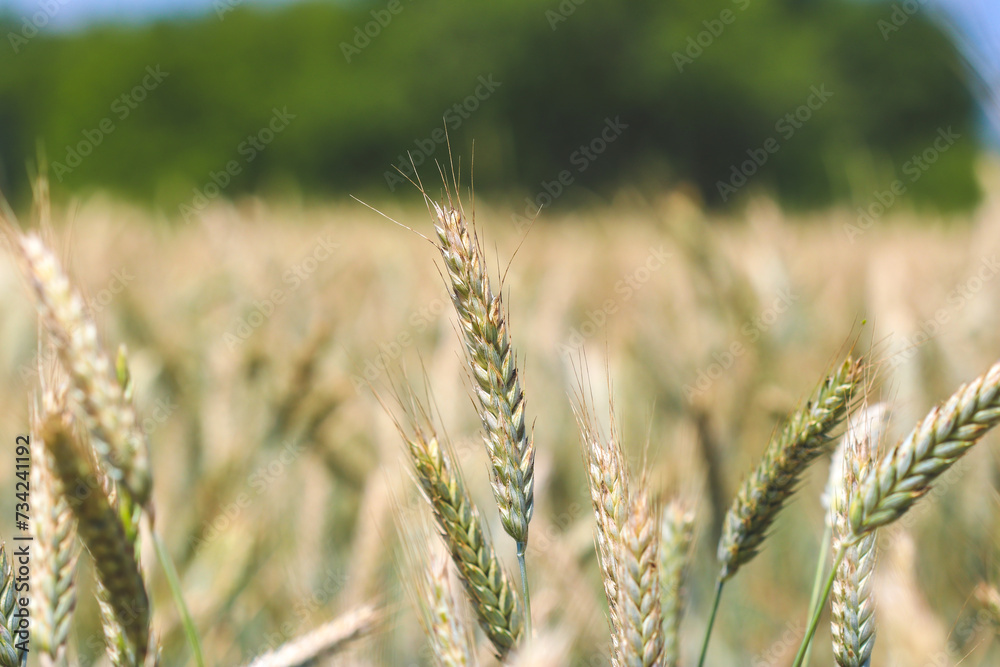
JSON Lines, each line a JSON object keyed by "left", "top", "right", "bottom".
{"left": 0, "top": 0, "right": 981, "bottom": 212}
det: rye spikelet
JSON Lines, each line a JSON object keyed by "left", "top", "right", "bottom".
{"left": 0, "top": 544, "right": 24, "bottom": 667}
{"left": 14, "top": 232, "right": 151, "bottom": 507}
{"left": 830, "top": 408, "right": 877, "bottom": 667}
{"left": 38, "top": 408, "right": 150, "bottom": 665}
{"left": 396, "top": 508, "right": 476, "bottom": 667}
{"left": 30, "top": 403, "right": 79, "bottom": 667}
{"left": 849, "top": 359, "right": 1000, "bottom": 540}
{"left": 616, "top": 489, "right": 664, "bottom": 667}
{"left": 718, "top": 357, "right": 863, "bottom": 580}
{"left": 974, "top": 583, "right": 1000, "bottom": 627}
{"left": 659, "top": 501, "right": 694, "bottom": 667}
{"left": 405, "top": 424, "right": 524, "bottom": 656}
{"left": 431, "top": 198, "right": 534, "bottom": 546}
{"left": 575, "top": 402, "right": 630, "bottom": 652}
{"left": 418, "top": 553, "right": 477, "bottom": 667}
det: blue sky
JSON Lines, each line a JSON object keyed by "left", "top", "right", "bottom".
{"left": 0, "top": 0, "right": 297, "bottom": 28}
{"left": 0, "top": 0, "right": 993, "bottom": 32}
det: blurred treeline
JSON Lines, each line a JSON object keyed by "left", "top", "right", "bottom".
{"left": 0, "top": 0, "right": 984, "bottom": 213}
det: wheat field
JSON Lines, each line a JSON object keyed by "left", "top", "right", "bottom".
{"left": 3, "top": 169, "right": 1000, "bottom": 666}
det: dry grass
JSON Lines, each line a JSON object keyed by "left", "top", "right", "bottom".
{"left": 3, "top": 179, "right": 1000, "bottom": 663}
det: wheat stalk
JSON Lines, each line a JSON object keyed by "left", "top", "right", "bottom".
{"left": 242, "top": 604, "right": 380, "bottom": 667}
{"left": 431, "top": 199, "right": 534, "bottom": 548}
{"left": 718, "top": 357, "right": 864, "bottom": 579}
{"left": 616, "top": 489, "right": 664, "bottom": 667}
{"left": 848, "top": 359, "right": 1000, "bottom": 540}
{"left": 38, "top": 407, "right": 150, "bottom": 665}
{"left": 405, "top": 424, "right": 524, "bottom": 656}
{"left": 13, "top": 232, "right": 151, "bottom": 508}
{"left": 30, "top": 398, "right": 79, "bottom": 667}
{"left": 830, "top": 406, "right": 877, "bottom": 667}
{"left": 659, "top": 501, "right": 694, "bottom": 667}
{"left": 575, "top": 401, "right": 631, "bottom": 656}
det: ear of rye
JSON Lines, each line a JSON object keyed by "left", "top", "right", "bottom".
{"left": 38, "top": 409, "right": 150, "bottom": 665}
{"left": 718, "top": 357, "right": 863, "bottom": 580}
{"left": 616, "top": 490, "right": 664, "bottom": 667}
{"left": 850, "top": 359, "right": 1000, "bottom": 539}
{"left": 433, "top": 201, "right": 534, "bottom": 546}
{"left": 30, "top": 407, "right": 79, "bottom": 667}
{"left": 0, "top": 544, "right": 24, "bottom": 667}
{"left": 15, "top": 233, "right": 152, "bottom": 507}
{"left": 576, "top": 403, "right": 631, "bottom": 651}
{"left": 659, "top": 501, "right": 695, "bottom": 667}
{"left": 406, "top": 428, "right": 524, "bottom": 657}
{"left": 831, "top": 406, "right": 877, "bottom": 667}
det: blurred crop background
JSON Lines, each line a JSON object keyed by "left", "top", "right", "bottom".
{"left": 3, "top": 0, "right": 1000, "bottom": 665}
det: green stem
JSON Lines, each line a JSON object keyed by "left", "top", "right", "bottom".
{"left": 152, "top": 528, "right": 205, "bottom": 667}
{"left": 517, "top": 541, "right": 531, "bottom": 640}
{"left": 696, "top": 578, "right": 725, "bottom": 667}
{"left": 801, "top": 523, "right": 832, "bottom": 667}
{"left": 791, "top": 543, "right": 846, "bottom": 667}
